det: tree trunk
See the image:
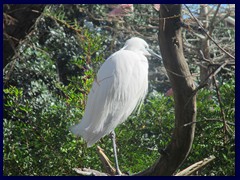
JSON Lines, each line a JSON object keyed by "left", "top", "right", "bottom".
{"left": 199, "top": 4, "right": 212, "bottom": 88}
{"left": 135, "top": 4, "right": 197, "bottom": 176}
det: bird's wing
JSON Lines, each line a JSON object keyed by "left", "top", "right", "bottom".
{"left": 70, "top": 50, "right": 148, "bottom": 146}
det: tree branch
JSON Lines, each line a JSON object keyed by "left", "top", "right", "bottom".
{"left": 134, "top": 4, "right": 197, "bottom": 176}
{"left": 73, "top": 146, "right": 124, "bottom": 176}
{"left": 184, "top": 4, "right": 235, "bottom": 60}
{"left": 175, "top": 155, "right": 216, "bottom": 176}
{"left": 96, "top": 146, "right": 116, "bottom": 175}
{"left": 73, "top": 168, "right": 109, "bottom": 176}
{"left": 209, "top": 4, "right": 221, "bottom": 36}
{"left": 212, "top": 76, "right": 232, "bottom": 139}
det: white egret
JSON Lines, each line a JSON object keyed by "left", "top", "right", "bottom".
{"left": 70, "top": 37, "right": 162, "bottom": 175}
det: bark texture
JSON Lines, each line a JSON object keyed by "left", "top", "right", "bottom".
{"left": 135, "top": 4, "right": 197, "bottom": 176}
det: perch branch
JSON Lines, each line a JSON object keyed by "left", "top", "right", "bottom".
{"left": 97, "top": 146, "right": 116, "bottom": 175}
{"left": 73, "top": 146, "right": 128, "bottom": 176}
{"left": 73, "top": 168, "right": 109, "bottom": 176}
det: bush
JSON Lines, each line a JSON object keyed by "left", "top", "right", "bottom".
{"left": 179, "top": 79, "right": 235, "bottom": 175}
{"left": 3, "top": 6, "right": 106, "bottom": 175}
{"left": 4, "top": 79, "right": 235, "bottom": 175}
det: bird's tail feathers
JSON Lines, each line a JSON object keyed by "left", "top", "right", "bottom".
{"left": 69, "top": 123, "right": 83, "bottom": 137}
{"left": 69, "top": 123, "right": 107, "bottom": 147}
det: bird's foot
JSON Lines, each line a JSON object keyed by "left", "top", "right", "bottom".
{"left": 115, "top": 168, "right": 122, "bottom": 176}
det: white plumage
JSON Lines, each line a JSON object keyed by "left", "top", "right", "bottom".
{"left": 70, "top": 37, "right": 151, "bottom": 147}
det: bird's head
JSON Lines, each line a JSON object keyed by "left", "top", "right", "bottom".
{"left": 123, "top": 37, "right": 162, "bottom": 59}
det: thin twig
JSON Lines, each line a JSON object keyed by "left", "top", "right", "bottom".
{"left": 214, "top": 11, "right": 232, "bottom": 27}
{"left": 165, "top": 67, "right": 193, "bottom": 79}
{"left": 199, "top": 50, "right": 213, "bottom": 64}
{"left": 3, "top": 31, "right": 21, "bottom": 84}
{"left": 184, "top": 59, "right": 230, "bottom": 108}
{"left": 212, "top": 76, "right": 231, "bottom": 140}
{"left": 183, "top": 118, "right": 235, "bottom": 128}
{"left": 192, "top": 59, "right": 229, "bottom": 95}
{"left": 97, "top": 146, "right": 116, "bottom": 175}
{"left": 204, "top": 118, "right": 235, "bottom": 126}
{"left": 209, "top": 4, "right": 221, "bottom": 35}
{"left": 184, "top": 4, "right": 235, "bottom": 60}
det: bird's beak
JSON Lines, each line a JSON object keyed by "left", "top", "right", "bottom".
{"left": 143, "top": 49, "right": 151, "bottom": 56}
{"left": 147, "top": 48, "right": 162, "bottom": 60}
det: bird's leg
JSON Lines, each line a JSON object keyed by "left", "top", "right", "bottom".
{"left": 110, "top": 131, "right": 122, "bottom": 175}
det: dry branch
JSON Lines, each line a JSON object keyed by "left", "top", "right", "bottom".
{"left": 96, "top": 146, "right": 116, "bottom": 175}
{"left": 175, "top": 155, "right": 216, "bottom": 176}
{"left": 192, "top": 59, "right": 232, "bottom": 96}
{"left": 73, "top": 168, "right": 109, "bottom": 176}
{"left": 184, "top": 4, "right": 235, "bottom": 60}
{"left": 212, "top": 76, "right": 232, "bottom": 138}
{"left": 73, "top": 146, "right": 128, "bottom": 176}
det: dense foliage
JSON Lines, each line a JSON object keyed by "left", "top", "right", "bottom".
{"left": 3, "top": 4, "right": 235, "bottom": 176}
